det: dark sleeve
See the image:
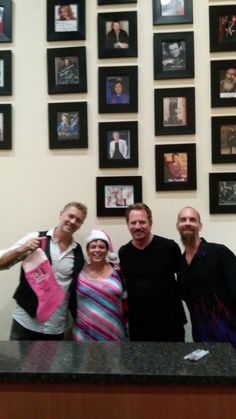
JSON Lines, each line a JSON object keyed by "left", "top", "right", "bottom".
{"left": 218, "top": 245, "right": 236, "bottom": 301}
{"left": 171, "top": 240, "right": 182, "bottom": 274}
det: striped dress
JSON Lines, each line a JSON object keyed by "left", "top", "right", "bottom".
{"left": 72, "top": 268, "right": 125, "bottom": 341}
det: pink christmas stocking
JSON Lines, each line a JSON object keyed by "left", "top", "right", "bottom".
{"left": 22, "top": 248, "right": 65, "bottom": 322}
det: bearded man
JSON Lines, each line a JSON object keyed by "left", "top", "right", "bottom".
{"left": 176, "top": 206, "right": 236, "bottom": 347}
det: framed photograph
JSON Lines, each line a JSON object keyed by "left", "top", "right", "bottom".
{"left": 0, "top": 50, "right": 11, "bottom": 95}
{"left": 155, "top": 143, "right": 196, "bottom": 191}
{"left": 212, "top": 116, "right": 236, "bottom": 164}
{"left": 98, "top": 11, "right": 137, "bottom": 59}
{"left": 209, "top": 172, "right": 236, "bottom": 214}
{"left": 47, "top": 47, "right": 87, "bottom": 95}
{"left": 209, "top": 6, "right": 236, "bottom": 52}
{"left": 48, "top": 102, "right": 88, "bottom": 149}
{"left": 154, "top": 87, "right": 195, "bottom": 135}
{"left": 0, "top": 104, "right": 11, "bottom": 150}
{"left": 0, "top": 0, "right": 12, "bottom": 42}
{"left": 98, "top": 66, "right": 138, "bottom": 113}
{"left": 98, "top": 0, "right": 137, "bottom": 4}
{"left": 211, "top": 60, "right": 236, "bottom": 108}
{"left": 99, "top": 121, "right": 138, "bottom": 168}
{"left": 47, "top": 0, "right": 85, "bottom": 41}
{"left": 153, "top": 0, "right": 193, "bottom": 25}
{"left": 96, "top": 176, "right": 142, "bottom": 217}
{"left": 154, "top": 32, "right": 194, "bottom": 80}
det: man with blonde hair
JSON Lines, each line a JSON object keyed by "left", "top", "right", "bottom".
{"left": 0, "top": 201, "right": 87, "bottom": 340}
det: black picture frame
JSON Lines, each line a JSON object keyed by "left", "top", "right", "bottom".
{"left": 154, "top": 31, "right": 194, "bottom": 80}
{"left": 48, "top": 101, "right": 88, "bottom": 149}
{"left": 212, "top": 116, "right": 236, "bottom": 164}
{"left": 99, "top": 121, "right": 138, "bottom": 168}
{"left": 209, "top": 5, "right": 236, "bottom": 52}
{"left": 154, "top": 87, "right": 195, "bottom": 135}
{"left": 96, "top": 176, "right": 142, "bottom": 217}
{"left": 155, "top": 143, "right": 196, "bottom": 191}
{"left": 98, "top": 0, "right": 137, "bottom": 4}
{"left": 0, "top": 104, "right": 11, "bottom": 150}
{"left": 47, "top": 0, "right": 85, "bottom": 41}
{"left": 209, "top": 172, "right": 236, "bottom": 214}
{"left": 0, "top": 50, "right": 12, "bottom": 95}
{"left": 98, "top": 11, "right": 137, "bottom": 59}
{"left": 153, "top": 0, "right": 193, "bottom": 25}
{"left": 211, "top": 60, "right": 236, "bottom": 108}
{"left": 98, "top": 66, "right": 138, "bottom": 113}
{"left": 47, "top": 47, "right": 87, "bottom": 95}
{"left": 0, "top": 0, "right": 12, "bottom": 42}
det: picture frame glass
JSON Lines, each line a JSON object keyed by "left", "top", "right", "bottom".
{"left": 164, "top": 152, "right": 188, "bottom": 183}
{"left": 106, "top": 76, "right": 130, "bottom": 105}
{"left": 107, "top": 130, "right": 131, "bottom": 160}
{"left": 220, "top": 125, "right": 236, "bottom": 155}
{"left": 162, "top": 40, "right": 186, "bottom": 71}
{"left": 218, "top": 181, "right": 236, "bottom": 207}
{"left": 163, "top": 96, "right": 187, "bottom": 127}
{"left": 219, "top": 68, "right": 236, "bottom": 98}
{"left": 57, "top": 111, "right": 80, "bottom": 140}
{"left": 0, "top": 112, "right": 4, "bottom": 141}
{"left": 54, "top": 4, "right": 78, "bottom": 33}
{"left": 105, "top": 185, "right": 134, "bottom": 208}
{"left": 55, "top": 56, "right": 79, "bottom": 86}
{"left": 160, "top": 0, "right": 185, "bottom": 17}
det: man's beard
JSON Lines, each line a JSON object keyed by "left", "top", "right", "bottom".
{"left": 180, "top": 230, "right": 197, "bottom": 247}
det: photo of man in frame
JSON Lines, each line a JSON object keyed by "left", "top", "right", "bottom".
{"left": 219, "top": 68, "right": 236, "bottom": 98}
{"left": 106, "top": 76, "right": 130, "bottom": 104}
{"left": 218, "top": 181, "right": 236, "bottom": 205}
{"left": 164, "top": 152, "right": 188, "bottom": 183}
{"left": 163, "top": 96, "right": 187, "bottom": 127}
{"left": 162, "top": 40, "right": 186, "bottom": 71}
{"left": 57, "top": 111, "right": 79, "bottom": 140}
{"left": 55, "top": 56, "right": 79, "bottom": 85}
{"left": 106, "top": 20, "right": 129, "bottom": 49}
{"left": 54, "top": 4, "right": 78, "bottom": 32}
{"left": 220, "top": 125, "right": 236, "bottom": 155}
{"left": 160, "top": 0, "right": 184, "bottom": 17}
{"left": 218, "top": 14, "right": 236, "bottom": 44}
{"left": 107, "top": 130, "right": 130, "bottom": 160}
{"left": 105, "top": 185, "right": 134, "bottom": 208}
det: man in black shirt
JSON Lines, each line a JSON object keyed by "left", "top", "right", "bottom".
{"left": 118, "top": 203, "right": 186, "bottom": 341}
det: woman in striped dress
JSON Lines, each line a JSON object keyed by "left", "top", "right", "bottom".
{"left": 72, "top": 229, "right": 126, "bottom": 341}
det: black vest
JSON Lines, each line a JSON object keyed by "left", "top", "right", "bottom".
{"left": 13, "top": 231, "right": 84, "bottom": 319}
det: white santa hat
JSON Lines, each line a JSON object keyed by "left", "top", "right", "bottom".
{"left": 85, "top": 228, "right": 118, "bottom": 263}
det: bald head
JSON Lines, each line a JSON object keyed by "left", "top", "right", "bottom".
{"left": 177, "top": 206, "right": 201, "bottom": 223}
{"left": 176, "top": 207, "right": 202, "bottom": 247}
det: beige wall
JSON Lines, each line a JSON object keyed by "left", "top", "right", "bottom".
{"left": 0, "top": 0, "right": 235, "bottom": 339}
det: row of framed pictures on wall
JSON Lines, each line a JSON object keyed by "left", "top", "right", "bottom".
{"left": 96, "top": 171, "right": 236, "bottom": 217}
{"left": 209, "top": 5, "right": 236, "bottom": 216}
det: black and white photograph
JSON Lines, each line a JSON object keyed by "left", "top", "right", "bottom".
{"left": 154, "top": 32, "right": 194, "bottom": 79}
{"left": 210, "top": 173, "right": 236, "bottom": 214}
{"left": 212, "top": 116, "right": 236, "bottom": 164}
{"left": 47, "top": 47, "right": 87, "bottom": 94}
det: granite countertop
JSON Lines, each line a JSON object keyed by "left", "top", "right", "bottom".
{"left": 0, "top": 341, "right": 235, "bottom": 386}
